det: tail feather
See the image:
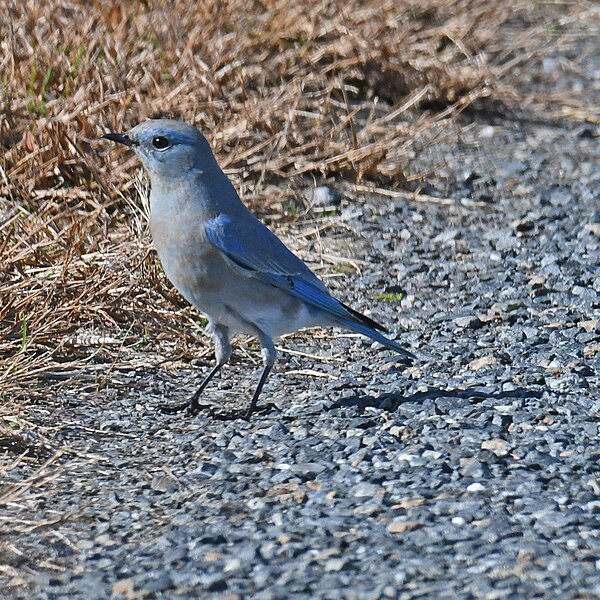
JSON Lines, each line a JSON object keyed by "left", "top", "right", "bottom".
{"left": 340, "top": 301, "right": 388, "bottom": 333}
{"left": 336, "top": 302, "right": 415, "bottom": 364}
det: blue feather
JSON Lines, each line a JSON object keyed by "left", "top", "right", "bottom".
{"left": 206, "top": 215, "right": 414, "bottom": 362}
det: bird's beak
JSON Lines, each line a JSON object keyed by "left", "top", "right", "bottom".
{"left": 102, "top": 132, "right": 137, "bottom": 147}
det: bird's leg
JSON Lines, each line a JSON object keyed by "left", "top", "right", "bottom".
{"left": 159, "top": 362, "right": 224, "bottom": 415}
{"left": 187, "top": 362, "right": 223, "bottom": 411}
{"left": 206, "top": 331, "right": 279, "bottom": 420}
{"left": 243, "top": 363, "right": 273, "bottom": 418}
{"left": 160, "top": 323, "right": 231, "bottom": 415}
{"left": 243, "top": 334, "right": 278, "bottom": 418}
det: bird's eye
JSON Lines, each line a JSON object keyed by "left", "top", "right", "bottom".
{"left": 152, "top": 136, "right": 170, "bottom": 150}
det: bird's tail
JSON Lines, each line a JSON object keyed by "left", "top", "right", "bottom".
{"left": 336, "top": 302, "right": 415, "bottom": 363}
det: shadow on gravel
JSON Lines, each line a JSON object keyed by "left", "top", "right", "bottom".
{"left": 329, "top": 386, "right": 545, "bottom": 412}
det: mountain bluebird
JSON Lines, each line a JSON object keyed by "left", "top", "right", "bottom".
{"left": 103, "top": 119, "right": 414, "bottom": 417}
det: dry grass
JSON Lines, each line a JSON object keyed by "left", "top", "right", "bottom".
{"left": 0, "top": 0, "right": 597, "bottom": 451}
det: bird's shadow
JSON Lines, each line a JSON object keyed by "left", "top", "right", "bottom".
{"left": 328, "top": 385, "right": 544, "bottom": 412}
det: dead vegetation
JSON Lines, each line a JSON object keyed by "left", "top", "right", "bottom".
{"left": 0, "top": 0, "right": 597, "bottom": 454}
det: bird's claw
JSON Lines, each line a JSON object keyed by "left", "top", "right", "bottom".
{"left": 158, "top": 399, "right": 213, "bottom": 415}
{"left": 207, "top": 401, "right": 280, "bottom": 421}
{"left": 244, "top": 401, "right": 280, "bottom": 419}
{"left": 159, "top": 398, "right": 279, "bottom": 420}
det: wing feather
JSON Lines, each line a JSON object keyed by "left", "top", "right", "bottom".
{"left": 205, "top": 214, "right": 414, "bottom": 361}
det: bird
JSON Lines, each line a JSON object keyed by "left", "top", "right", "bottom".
{"left": 102, "top": 119, "right": 414, "bottom": 418}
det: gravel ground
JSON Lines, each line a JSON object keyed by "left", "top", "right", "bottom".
{"left": 3, "top": 75, "right": 600, "bottom": 600}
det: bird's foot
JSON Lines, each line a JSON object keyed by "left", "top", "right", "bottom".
{"left": 207, "top": 401, "right": 280, "bottom": 421}
{"left": 245, "top": 401, "right": 280, "bottom": 419}
{"left": 158, "top": 398, "right": 280, "bottom": 420}
{"left": 158, "top": 398, "right": 213, "bottom": 416}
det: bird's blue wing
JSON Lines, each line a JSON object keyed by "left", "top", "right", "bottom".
{"left": 205, "top": 214, "right": 414, "bottom": 360}
{"left": 205, "top": 214, "right": 318, "bottom": 282}
{"left": 205, "top": 214, "right": 341, "bottom": 312}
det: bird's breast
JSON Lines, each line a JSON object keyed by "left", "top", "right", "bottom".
{"left": 149, "top": 206, "right": 222, "bottom": 308}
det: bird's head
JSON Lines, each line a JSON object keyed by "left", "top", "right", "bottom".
{"left": 102, "top": 119, "right": 218, "bottom": 181}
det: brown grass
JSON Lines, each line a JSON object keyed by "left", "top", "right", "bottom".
{"left": 0, "top": 0, "right": 597, "bottom": 451}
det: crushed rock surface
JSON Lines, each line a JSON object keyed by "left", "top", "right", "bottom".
{"left": 2, "top": 79, "right": 600, "bottom": 600}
